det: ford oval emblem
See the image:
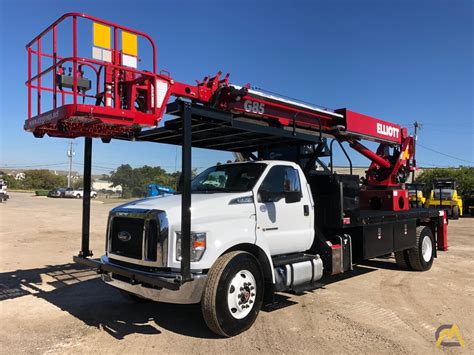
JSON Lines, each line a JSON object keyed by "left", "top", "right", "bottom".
{"left": 117, "top": 231, "right": 132, "bottom": 242}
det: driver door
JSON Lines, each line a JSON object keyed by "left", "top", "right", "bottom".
{"left": 255, "top": 165, "right": 314, "bottom": 256}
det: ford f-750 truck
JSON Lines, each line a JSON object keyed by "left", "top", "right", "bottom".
{"left": 100, "top": 160, "right": 444, "bottom": 336}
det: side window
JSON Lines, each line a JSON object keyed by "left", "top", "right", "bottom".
{"left": 202, "top": 171, "right": 227, "bottom": 188}
{"left": 258, "top": 166, "right": 302, "bottom": 203}
{"left": 284, "top": 168, "right": 301, "bottom": 194}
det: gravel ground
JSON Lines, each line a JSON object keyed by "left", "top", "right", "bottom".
{"left": 1, "top": 192, "right": 473, "bottom": 354}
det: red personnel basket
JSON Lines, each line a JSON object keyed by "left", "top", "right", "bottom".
{"left": 25, "top": 13, "right": 168, "bottom": 139}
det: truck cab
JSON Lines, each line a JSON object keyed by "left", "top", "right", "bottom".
{"left": 102, "top": 160, "right": 317, "bottom": 298}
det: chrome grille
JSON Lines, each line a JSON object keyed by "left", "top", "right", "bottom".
{"left": 107, "top": 209, "right": 168, "bottom": 267}
{"left": 110, "top": 217, "right": 144, "bottom": 259}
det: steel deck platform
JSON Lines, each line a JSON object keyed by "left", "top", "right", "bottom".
{"left": 118, "top": 100, "right": 325, "bottom": 152}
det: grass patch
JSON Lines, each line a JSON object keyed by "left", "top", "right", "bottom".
{"left": 96, "top": 197, "right": 134, "bottom": 204}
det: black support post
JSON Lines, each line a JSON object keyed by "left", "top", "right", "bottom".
{"left": 80, "top": 137, "right": 93, "bottom": 257}
{"left": 180, "top": 102, "right": 192, "bottom": 282}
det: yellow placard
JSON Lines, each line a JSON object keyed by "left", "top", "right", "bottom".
{"left": 122, "top": 31, "right": 138, "bottom": 56}
{"left": 93, "top": 22, "right": 111, "bottom": 49}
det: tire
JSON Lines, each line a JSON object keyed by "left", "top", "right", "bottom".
{"left": 452, "top": 205, "right": 460, "bottom": 220}
{"left": 471, "top": 208, "right": 474, "bottom": 217}
{"left": 407, "top": 226, "right": 434, "bottom": 271}
{"left": 394, "top": 250, "right": 412, "bottom": 269}
{"left": 76, "top": 194, "right": 81, "bottom": 199}
{"left": 202, "top": 251, "right": 264, "bottom": 337}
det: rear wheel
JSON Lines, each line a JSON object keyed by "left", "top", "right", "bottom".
{"left": 452, "top": 205, "right": 460, "bottom": 220}
{"left": 407, "top": 226, "right": 434, "bottom": 271}
{"left": 394, "top": 250, "right": 412, "bottom": 269}
{"left": 202, "top": 251, "right": 263, "bottom": 337}
{"left": 75, "top": 194, "right": 81, "bottom": 199}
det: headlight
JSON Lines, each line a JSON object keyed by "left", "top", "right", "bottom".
{"left": 176, "top": 232, "right": 206, "bottom": 262}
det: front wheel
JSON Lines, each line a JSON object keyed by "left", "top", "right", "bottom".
{"left": 202, "top": 251, "right": 263, "bottom": 337}
{"left": 452, "top": 205, "right": 460, "bottom": 219}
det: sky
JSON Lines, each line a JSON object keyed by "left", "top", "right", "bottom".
{"left": 0, "top": 0, "right": 472, "bottom": 175}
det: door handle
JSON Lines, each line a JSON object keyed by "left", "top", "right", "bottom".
{"left": 262, "top": 227, "right": 279, "bottom": 232}
{"left": 303, "top": 205, "right": 309, "bottom": 216}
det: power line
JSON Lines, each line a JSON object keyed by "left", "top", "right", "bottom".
{"left": 0, "top": 163, "right": 68, "bottom": 168}
{"left": 417, "top": 143, "right": 474, "bottom": 164}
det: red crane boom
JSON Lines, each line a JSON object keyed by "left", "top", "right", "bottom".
{"left": 24, "top": 13, "right": 415, "bottom": 210}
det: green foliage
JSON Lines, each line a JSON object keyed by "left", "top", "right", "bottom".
{"left": 4, "top": 170, "right": 68, "bottom": 190}
{"left": 72, "top": 177, "right": 84, "bottom": 189}
{"left": 110, "top": 164, "right": 182, "bottom": 198}
{"left": 35, "top": 190, "right": 50, "bottom": 196}
{"left": 416, "top": 167, "right": 474, "bottom": 196}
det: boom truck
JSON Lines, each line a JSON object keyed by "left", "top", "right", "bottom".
{"left": 24, "top": 13, "right": 448, "bottom": 337}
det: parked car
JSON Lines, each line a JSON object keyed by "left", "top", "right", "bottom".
{"left": 64, "top": 188, "right": 97, "bottom": 199}
{"left": 0, "top": 179, "right": 9, "bottom": 202}
{"left": 47, "top": 187, "right": 67, "bottom": 198}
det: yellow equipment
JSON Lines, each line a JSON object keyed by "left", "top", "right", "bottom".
{"left": 406, "top": 183, "right": 426, "bottom": 208}
{"left": 426, "top": 179, "right": 463, "bottom": 219}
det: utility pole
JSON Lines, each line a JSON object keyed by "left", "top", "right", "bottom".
{"left": 412, "top": 121, "right": 422, "bottom": 182}
{"left": 67, "top": 142, "right": 76, "bottom": 188}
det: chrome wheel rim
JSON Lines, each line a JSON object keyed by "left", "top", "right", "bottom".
{"left": 227, "top": 270, "right": 256, "bottom": 319}
{"left": 421, "top": 235, "right": 432, "bottom": 262}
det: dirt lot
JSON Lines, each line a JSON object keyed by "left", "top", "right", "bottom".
{"left": 0, "top": 192, "right": 472, "bottom": 354}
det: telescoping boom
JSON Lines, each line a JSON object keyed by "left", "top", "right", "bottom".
{"left": 24, "top": 13, "right": 414, "bottom": 197}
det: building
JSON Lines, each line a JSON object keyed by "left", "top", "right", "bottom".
{"left": 92, "top": 180, "right": 122, "bottom": 193}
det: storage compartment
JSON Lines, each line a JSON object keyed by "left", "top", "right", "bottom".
{"left": 362, "top": 224, "right": 393, "bottom": 259}
{"left": 393, "top": 220, "right": 416, "bottom": 251}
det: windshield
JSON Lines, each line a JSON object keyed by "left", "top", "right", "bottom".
{"left": 191, "top": 163, "right": 267, "bottom": 193}
{"left": 434, "top": 188, "right": 454, "bottom": 199}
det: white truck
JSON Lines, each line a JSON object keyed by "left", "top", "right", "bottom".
{"left": 98, "top": 160, "right": 444, "bottom": 336}
{"left": 64, "top": 188, "right": 97, "bottom": 199}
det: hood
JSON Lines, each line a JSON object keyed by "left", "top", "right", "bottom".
{"left": 114, "top": 192, "right": 256, "bottom": 225}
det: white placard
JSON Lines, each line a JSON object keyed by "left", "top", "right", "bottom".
{"left": 92, "top": 47, "right": 112, "bottom": 63}
{"left": 122, "top": 53, "right": 137, "bottom": 68}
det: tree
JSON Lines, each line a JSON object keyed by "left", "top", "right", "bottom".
{"left": 110, "top": 164, "right": 189, "bottom": 198}
{"left": 416, "top": 167, "right": 474, "bottom": 196}
{"left": 4, "top": 170, "right": 68, "bottom": 190}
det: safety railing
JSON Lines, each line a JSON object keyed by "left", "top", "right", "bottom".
{"left": 25, "top": 13, "right": 158, "bottom": 121}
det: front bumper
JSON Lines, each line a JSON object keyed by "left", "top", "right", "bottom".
{"left": 98, "top": 256, "right": 207, "bottom": 304}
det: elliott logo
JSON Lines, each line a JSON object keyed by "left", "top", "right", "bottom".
{"left": 377, "top": 123, "right": 400, "bottom": 139}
